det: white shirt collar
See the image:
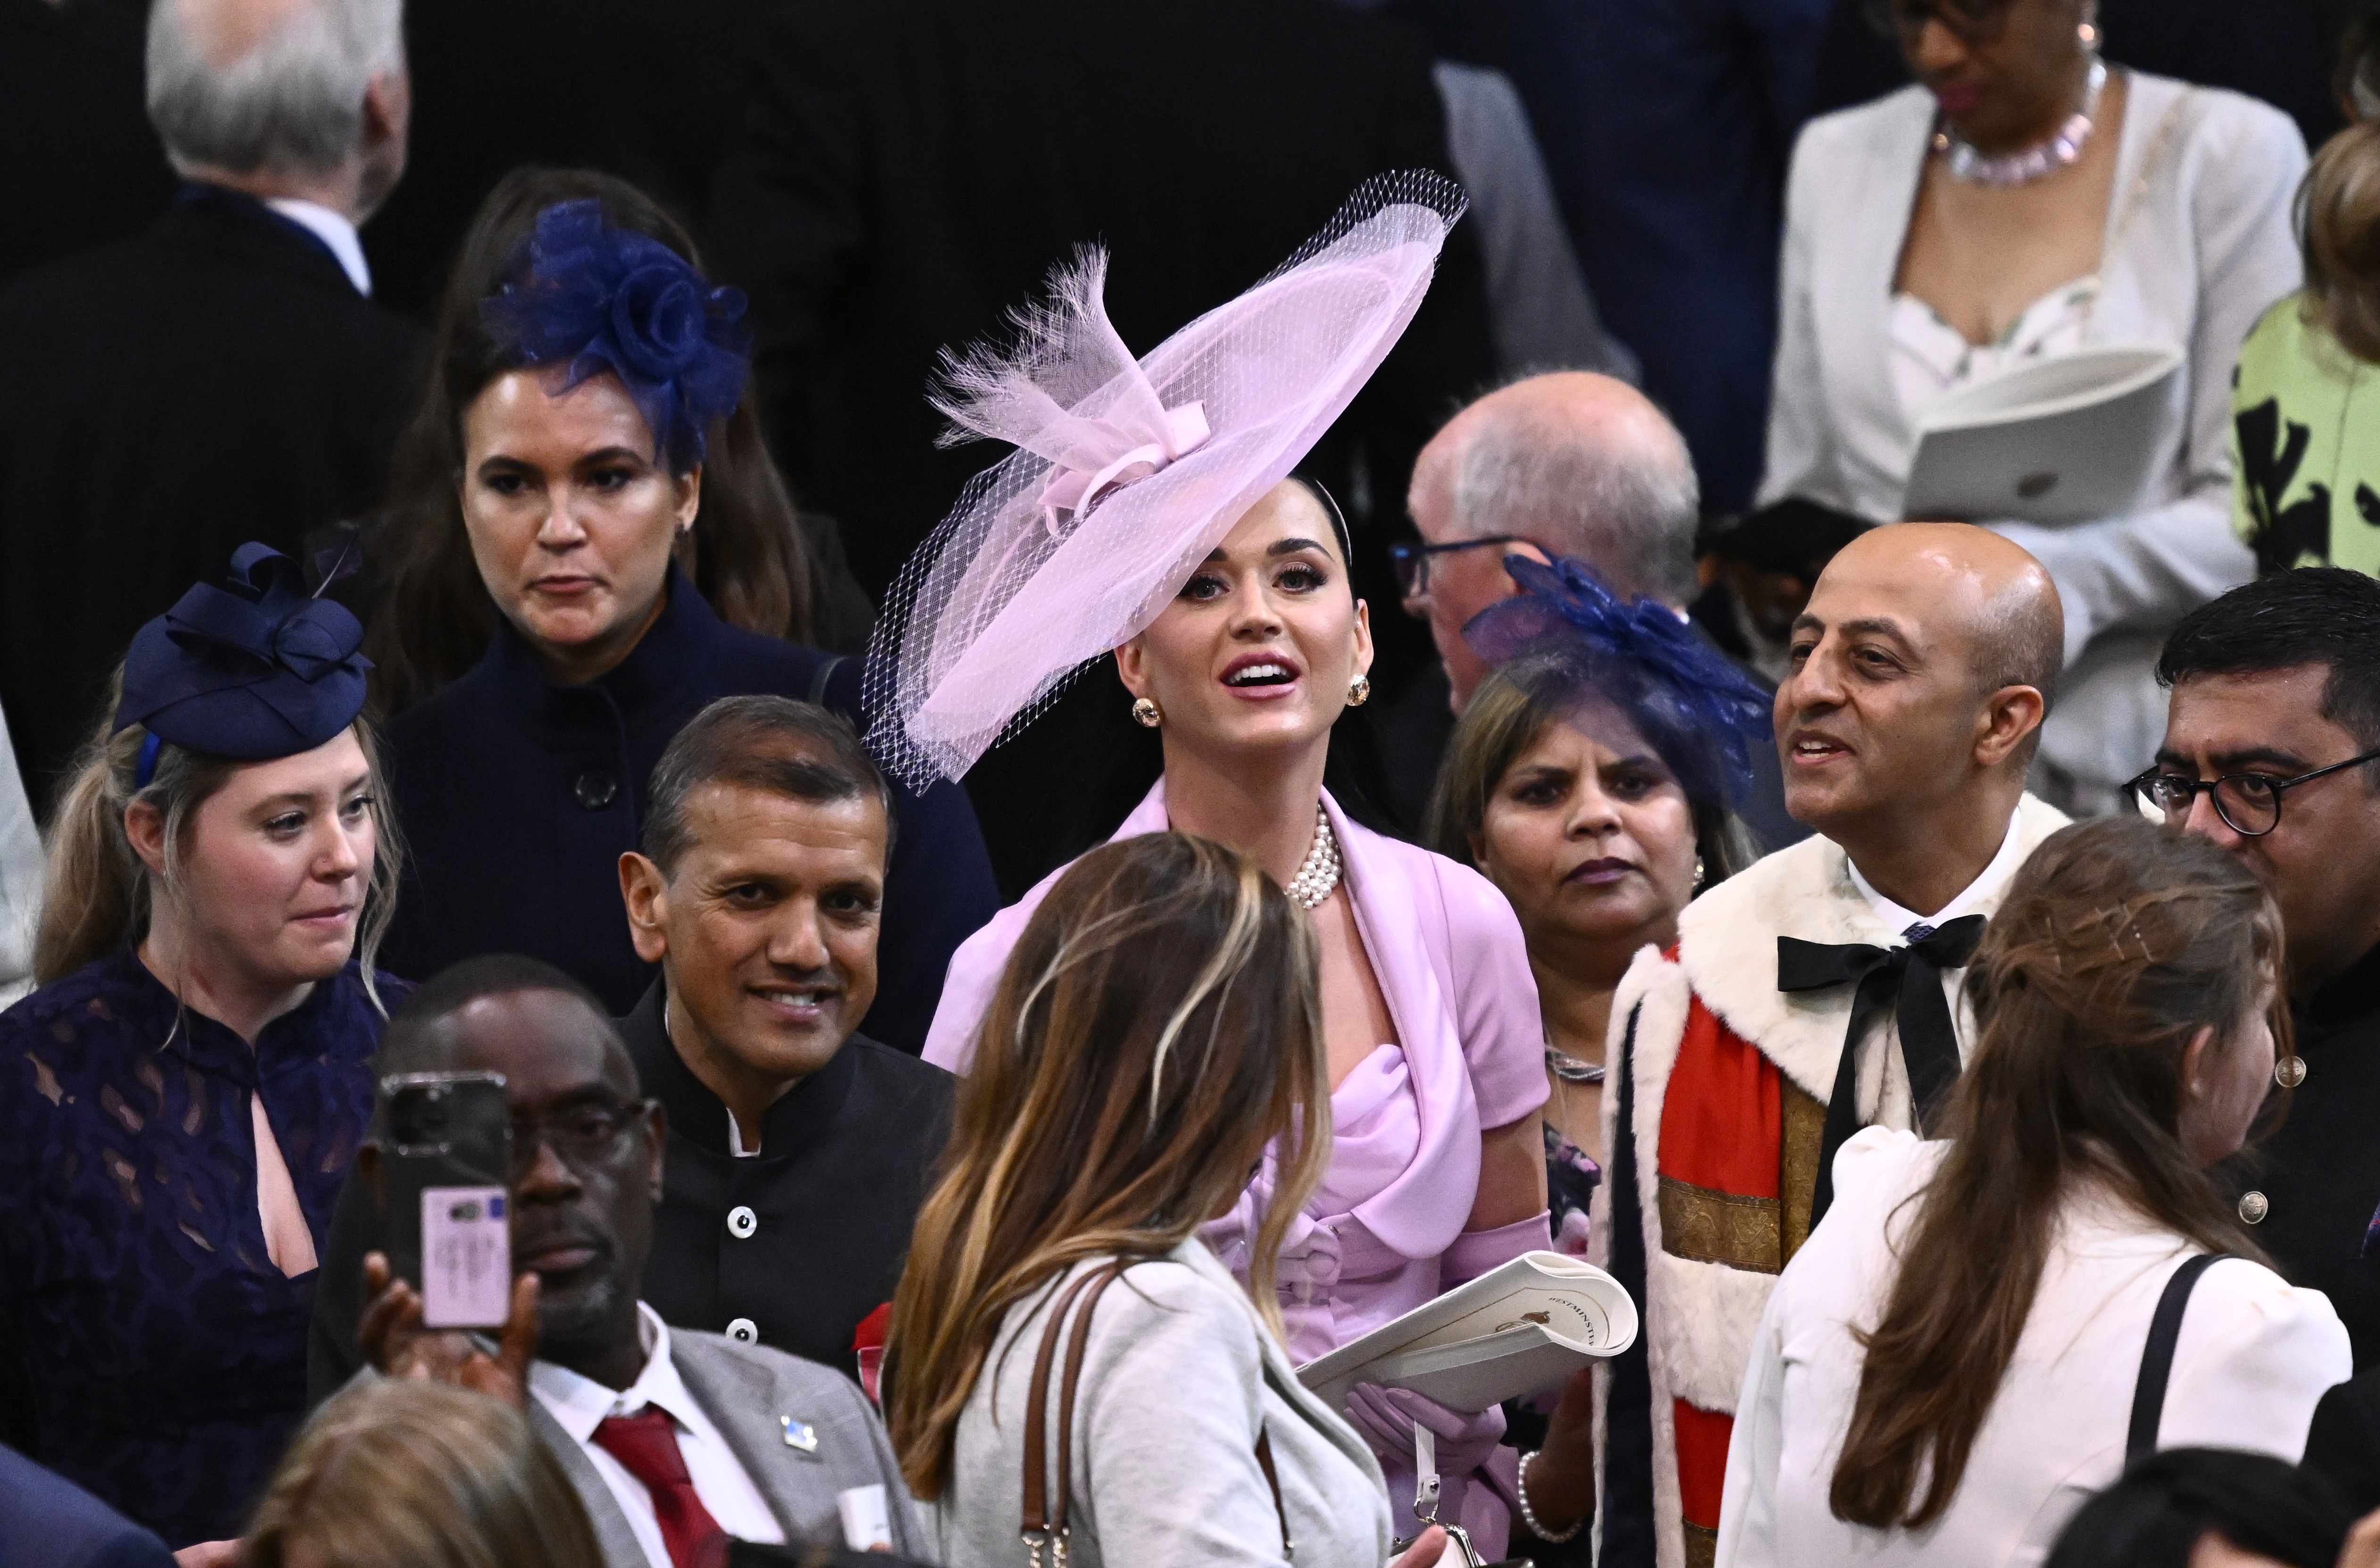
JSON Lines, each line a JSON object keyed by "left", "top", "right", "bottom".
{"left": 263, "top": 198, "right": 372, "bottom": 296}
{"left": 1846, "top": 807, "right": 2026, "bottom": 937}
{"left": 528, "top": 1303, "right": 709, "bottom": 1444}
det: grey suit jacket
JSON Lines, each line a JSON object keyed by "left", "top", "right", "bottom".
{"left": 522, "top": 1327, "right": 926, "bottom": 1566}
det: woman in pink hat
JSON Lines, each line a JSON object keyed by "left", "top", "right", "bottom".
{"left": 884, "top": 174, "right": 1553, "bottom": 1558}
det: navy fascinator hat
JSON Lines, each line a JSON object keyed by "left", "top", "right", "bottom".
{"left": 114, "top": 544, "right": 371, "bottom": 772}
{"left": 479, "top": 199, "right": 752, "bottom": 473}
{"left": 1464, "top": 554, "right": 1774, "bottom": 810}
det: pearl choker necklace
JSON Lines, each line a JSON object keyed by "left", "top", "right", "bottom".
{"left": 1934, "top": 59, "right": 2106, "bottom": 187}
{"left": 1285, "top": 805, "right": 1342, "bottom": 909}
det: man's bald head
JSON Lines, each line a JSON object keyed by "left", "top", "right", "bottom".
{"left": 1410, "top": 372, "right": 1700, "bottom": 606}
{"left": 1779, "top": 523, "right": 2058, "bottom": 853}
{"left": 148, "top": 0, "right": 406, "bottom": 209}
{"left": 1828, "top": 522, "right": 2063, "bottom": 711}
{"left": 379, "top": 953, "right": 636, "bottom": 1096}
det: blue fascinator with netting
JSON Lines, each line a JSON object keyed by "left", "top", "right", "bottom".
{"left": 115, "top": 544, "right": 370, "bottom": 770}
{"left": 1464, "top": 554, "right": 1774, "bottom": 809}
{"left": 479, "top": 199, "right": 751, "bottom": 473}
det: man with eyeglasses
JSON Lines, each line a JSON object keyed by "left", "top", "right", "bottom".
{"left": 348, "top": 953, "right": 927, "bottom": 1567}
{"left": 2145, "top": 566, "right": 2380, "bottom": 1367}
{"left": 1402, "top": 372, "right": 1703, "bottom": 711}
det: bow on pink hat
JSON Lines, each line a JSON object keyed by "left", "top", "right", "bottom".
{"left": 866, "top": 171, "right": 1468, "bottom": 788}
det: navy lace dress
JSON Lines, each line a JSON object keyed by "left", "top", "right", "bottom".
{"left": 0, "top": 946, "right": 403, "bottom": 1546}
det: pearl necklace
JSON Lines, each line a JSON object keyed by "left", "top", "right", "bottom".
{"left": 1284, "top": 805, "right": 1342, "bottom": 909}
{"left": 1935, "top": 59, "right": 2106, "bottom": 188}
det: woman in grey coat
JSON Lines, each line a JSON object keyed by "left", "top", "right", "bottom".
{"left": 884, "top": 832, "right": 1447, "bottom": 1568}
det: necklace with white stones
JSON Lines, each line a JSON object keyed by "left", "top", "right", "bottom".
{"left": 1285, "top": 805, "right": 1342, "bottom": 909}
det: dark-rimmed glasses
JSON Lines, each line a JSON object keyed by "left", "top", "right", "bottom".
{"left": 1862, "top": 0, "right": 2014, "bottom": 46}
{"left": 2124, "top": 747, "right": 2380, "bottom": 838}
{"left": 511, "top": 1095, "right": 651, "bottom": 1176}
{"left": 1389, "top": 535, "right": 1531, "bottom": 599}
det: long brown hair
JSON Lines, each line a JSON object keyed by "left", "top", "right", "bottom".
{"left": 885, "top": 832, "right": 1331, "bottom": 1498}
{"left": 1831, "top": 816, "right": 2284, "bottom": 1529}
{"left": 243, "top": 1380, "right": 603, "bottom": 1568}
{"left": 2300, "top": 121, "right": 2380, "bottom": 366}
{"left": 34, "top": 669, "right": 404, "bottom": 1008}
{"left": 364, "top": 166, "right": 816, "bottom": 712}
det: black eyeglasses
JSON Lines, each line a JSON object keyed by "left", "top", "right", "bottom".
{"left": 512, "top": 1096, "right": 650, "bottom": 1176}
{"left": 2124, "top": 747, "right": 2380, "bottom": 838}
{"left": 1862, "top": 0, "right": 2014, "bottom": 46}
{"left": 1388, "top": 535, "right": 1531, "bottom": 599}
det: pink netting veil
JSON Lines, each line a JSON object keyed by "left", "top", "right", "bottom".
{"left": 863, "top": 170, "right": 1467, "bottom": 786}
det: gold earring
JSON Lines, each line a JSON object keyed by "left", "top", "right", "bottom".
{"left": 1132, "top": 697, "right": 1163, "bottom": 728}
{"left": 1346, "top": 674, "right": 1372, "bottom": 708}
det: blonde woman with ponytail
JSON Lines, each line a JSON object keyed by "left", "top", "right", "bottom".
{"left": 889, "top": 832, "right": 1450, "bottom": 1568}
{"left": 0, "top": 546, "right": 405, "bottom": 1555}
{"left": 1716, "top": 816, "right": 2350, "bottom": 1568}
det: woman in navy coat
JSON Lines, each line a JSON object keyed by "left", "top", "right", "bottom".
{"left": 367, "top": 170, "right": 995, "bottom": 1050}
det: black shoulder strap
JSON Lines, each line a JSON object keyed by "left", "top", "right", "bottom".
{"left": 2126, "top": 1252, "right": 2231, "bottom": 1463}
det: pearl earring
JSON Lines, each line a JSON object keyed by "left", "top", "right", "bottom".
{"left": 1693, "top": 855, "right": 1707, "bottom": 889}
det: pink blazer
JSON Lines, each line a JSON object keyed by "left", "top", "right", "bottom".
{"left": 924, "top": 781, "right": 1549, "bottom": 1269}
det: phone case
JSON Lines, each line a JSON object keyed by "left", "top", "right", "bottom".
{"left": 378, "top": 1072, "right": 513, "bottom": 1330}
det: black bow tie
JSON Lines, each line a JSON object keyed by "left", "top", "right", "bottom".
{"left": 1779, "top": 914, "right": 1988, "bottom": 1226}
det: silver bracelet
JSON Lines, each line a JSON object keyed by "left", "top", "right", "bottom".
{"left": 1517, "top": 1450, "right": 1587, "bottom": 1544}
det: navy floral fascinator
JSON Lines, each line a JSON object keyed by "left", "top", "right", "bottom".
{"left": 479, "top": 199, "right": 751, "bottom": 473}
{"left": 1464, "top": 554, "right": 1774, "bottom": 809}
{"left": 115, "top": 544, "right": 370, "bottom": 767}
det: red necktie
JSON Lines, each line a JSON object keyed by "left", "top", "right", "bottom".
{"left": 591, "top": 1404, "right": 731, "bottom": 1568}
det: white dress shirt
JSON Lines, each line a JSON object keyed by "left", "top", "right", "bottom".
{"left": 530, "top": 1304, "right": 786, "bottom": 1568}
{"left": 263, "top": 198, "right": 373, "bottom": 296}
{"left": 1717, "top": 1130, "right": 2348, "bottom": 1568}
{"left": 1845, "top": 805, "right": 2026, "bottom": 936}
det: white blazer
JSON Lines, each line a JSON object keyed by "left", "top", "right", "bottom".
{"left": 1760, "top": 74, "right": 2306, "bottom": 805}
{"left": 1714, "top": 1129, "right": 2349, "bottom": 1568}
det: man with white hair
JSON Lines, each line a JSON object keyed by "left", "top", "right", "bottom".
{"left": 0, "top": 0, "right": 417, "bottom": 814}
{"left": 1405, "top": 371, "right": 1703, "bottom": 710}
{"left": 1399, "top": 371, "right": 1804, "bottom": 846}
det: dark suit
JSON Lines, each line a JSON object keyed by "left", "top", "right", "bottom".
{"left": 0, "top": 0, "right": 172, "bottom": 292}
{"left": 2217, "top": 943, "right": 2380, "bottom": 1370}
{"left": 0, "top": 186, "right": 419, "bottom": 811}
{"left": 2308, "top": 1370, "right": 2380, "bottom": 1516}
{"left": 708, "top": 0, "right": 1494, "bottom": 888}
{"left": 0, "top": 1447, "right": 174, "bottom": 1568}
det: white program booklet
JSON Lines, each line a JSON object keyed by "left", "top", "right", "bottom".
{"left": 1297, "top": 1251, "right": 1639, "bottom": 1414}
{"left": 1900, "top": 340, "right": 2184, "bottom": 527}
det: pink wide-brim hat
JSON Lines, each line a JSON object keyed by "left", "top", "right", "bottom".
{"left": 863, "top": 170, "right": 1467, "bottom": 787}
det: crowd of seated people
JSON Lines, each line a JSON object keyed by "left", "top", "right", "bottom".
{"left": 14, "top": 0, "right": 2380, "bottom": 1566}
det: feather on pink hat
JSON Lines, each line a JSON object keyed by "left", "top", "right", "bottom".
{"left": 863, "top": 170, "right": 1467, "bottom": 786}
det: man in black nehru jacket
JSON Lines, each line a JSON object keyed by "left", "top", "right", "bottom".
{"left": 313, "top": 697, "right": 951, "bottom": 1395}
{"left": 2143, "top": 570, "right": 2380, "bottom": 1361}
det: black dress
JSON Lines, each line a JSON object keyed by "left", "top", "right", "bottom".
{"left": 381, "top": 569, "right": 999, "bottom": 1053}
{"left": 0, "top": 948, "right": 402, "bottom": 1546}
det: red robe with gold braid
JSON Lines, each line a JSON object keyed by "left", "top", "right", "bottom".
{"left": 1585, "top": 796, "right": 2067, "bottom": 1568}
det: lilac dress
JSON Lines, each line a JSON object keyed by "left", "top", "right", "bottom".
{"left": 926, "top": 783, "right": 1552, "bottom": 1545}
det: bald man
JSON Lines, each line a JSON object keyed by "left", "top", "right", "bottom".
{"left": 1405, "top": 372, "right": 1701, "bottom": 709}
{"left": 1585, "top": 524, "right": 2070, "bottom": 1568}
{"left": 0, "top": 0, "right": 415, "bottom": 810}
